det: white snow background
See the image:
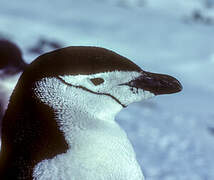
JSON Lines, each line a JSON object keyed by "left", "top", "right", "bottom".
{"left": 0, "top": 0, "right": 214, "bottom": 179}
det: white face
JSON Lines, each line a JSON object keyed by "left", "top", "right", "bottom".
{"left": 59, "top": 71, "right": 154, "bottom": 106}
{"left": 33, "top": 71, "right": 154, "bottom": 120}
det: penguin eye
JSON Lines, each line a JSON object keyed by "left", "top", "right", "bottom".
{"left": 90, "top": 78, "right": 104, "bottom": 86}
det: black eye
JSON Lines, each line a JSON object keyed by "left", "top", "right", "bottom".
{"left": 90, "top": 78, "right": 104, "bottom": 86}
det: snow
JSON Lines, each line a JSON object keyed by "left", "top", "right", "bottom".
{"left": 0, "top": 0, "right": 214, "bottom": 179}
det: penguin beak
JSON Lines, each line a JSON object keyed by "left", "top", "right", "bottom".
{"left": 124, "top": 71, "right": 182, "bottom": 95}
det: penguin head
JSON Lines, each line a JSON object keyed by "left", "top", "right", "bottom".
{"left": 0, "top": 46, "right": 182, "bottom": 179}
{"left": 1, "top": 46, "right": 182, "bottom": 170}
{"left": 19, "top": 46, "right": 182, "bottom": 119}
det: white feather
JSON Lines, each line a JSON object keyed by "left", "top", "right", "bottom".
{"left": 32, "top": 71, "right": 154, "bottom": 180}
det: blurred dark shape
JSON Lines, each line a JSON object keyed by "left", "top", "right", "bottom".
{"left": 0, "top": 100, "right": 3, "bottom": 134}
{"left": 208, "top": 127, "right": 214, "bottom": 135}
{"left": 28, "top": 38, "right": 63, "bottom": 54}
{"left": 193, "top": 10, "right": 203, "bottom": 21}
{"left": 0, "top": 39, "right": 27, "bottom": 75}
{"left": 205, "top": 0, "right": 214, "bottom": 9}
{"left": 183, "top": 9, "right": 214, "bottom": 25}
{"left": 0, "top": 39, "right": 27, "bottom": 123}
{"left": 0, "top": 101, "right": 3, "bottom": 120}
{"left": 192, "top": 10, "right": 213, "bottom": 25}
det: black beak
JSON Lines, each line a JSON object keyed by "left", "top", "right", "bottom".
{"left": 124, "top": 71, "right": 182, "bottom": 95}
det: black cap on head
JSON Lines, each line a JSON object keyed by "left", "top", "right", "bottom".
{"left": 24, "top": 46, "right": 142, "bottom": 81}
{"left": 21, "top": 46, "right": 182, "bottom": 95}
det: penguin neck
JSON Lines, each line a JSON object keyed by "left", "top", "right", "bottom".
{"left": 31, "top": 95, "right": 145, "bottom": 180}
{"left": 1, "top": 81, "right": 124, "bottom": 178}
{"left": 54, "top": 93, "right": 123, "bottom": 148}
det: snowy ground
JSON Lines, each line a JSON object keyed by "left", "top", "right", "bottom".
{"left": 0, "top": 0, "right": 214, "bottom": 179}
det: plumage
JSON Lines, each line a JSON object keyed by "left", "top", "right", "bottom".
{"left": 0, "top": 46, "right": 182, "bottom": 180}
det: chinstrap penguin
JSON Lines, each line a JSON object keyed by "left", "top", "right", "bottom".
{"left": 0, "top": 46, "right": 182, "bottom": 180}
{"left": 0, "top": 39, "right": 27, "bottom": 121}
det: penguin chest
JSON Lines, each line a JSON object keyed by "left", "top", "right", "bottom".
{"left": 71, "top": 139, "right": 144, "bottom": 180}
{"left": 33, "top": 128, "right": 144, "bottom": 180}
{"left": 71, "top": 129, "right": 144, "bottom": 180}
